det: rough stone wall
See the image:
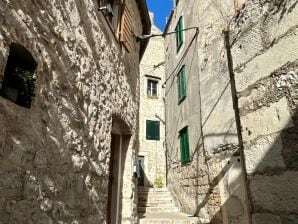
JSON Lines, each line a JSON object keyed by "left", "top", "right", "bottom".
{"left": 139, "top": 14, "right": 166, "bottom": 188}
{"left": 230, "top": 0, "right": 298, "bottom": 223}
{"left": 0, "top": 0, "right": 144, "bottom": 223}
{"left": 197, "top": 0, "right": 250, "bottom": 223}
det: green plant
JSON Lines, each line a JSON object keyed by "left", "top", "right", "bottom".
{"left": 14, "top": 67, "right": 36, "bottom": 108}
{"left": 154, "top": 176, "right": 164, "bottom": 188}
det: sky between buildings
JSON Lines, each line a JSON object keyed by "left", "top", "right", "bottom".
{"left": 146, "top": 0, "right": 173, "bottom": 31}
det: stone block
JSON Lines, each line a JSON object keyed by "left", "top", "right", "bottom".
{"left": 244, "top": 134, "right": 286, "bottom": 174}
{"left": 241, "top": 97, "right": 294, "bottom": 142}
{"left": 250, "top": 171, "right": 298, "bottom": 213}
{"left": 252, "top": 214, "right": 282, "bottom": 224}
{"left": 235, "top": 32, "right": 298, "bottom": 92}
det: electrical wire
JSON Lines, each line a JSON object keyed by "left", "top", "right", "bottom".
{"left": 162, "top": 27, "right": 199, "bottom": 88}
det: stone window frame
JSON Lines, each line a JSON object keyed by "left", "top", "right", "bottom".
{"left": 145, "top": 75, "right": 161, "bottom": 99}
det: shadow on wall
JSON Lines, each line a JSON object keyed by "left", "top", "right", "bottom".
{"left": 0, "top": 3, "right": 136, "bottom": 221}
{"left": 206, "top": 100, "right": 298, "bottom": 224}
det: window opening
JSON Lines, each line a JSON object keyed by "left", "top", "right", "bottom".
{"left": 0, "top": 43, "right": 37, "bottom": 108}
{"left": 147, "top": 79, "right": 158, "bottom": 98}
{"left": 177, "top": 65, "right": 186, "bottom": 103}
{"left": 146, "top": 120, "right": 160, "bottom": 141}
{"left": 175, "top": 16, "right": 184, "bottom": 52}
{"left": 179, "top": 127, "right": 190, "bottom": 164}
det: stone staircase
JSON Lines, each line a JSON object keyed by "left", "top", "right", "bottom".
{"left": 137, "top": 187, "right": 200, "bottom": 224}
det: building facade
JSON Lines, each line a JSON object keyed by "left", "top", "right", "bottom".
{"left": 0, "top": 0, "right": 150, "bottom": 223}
{"left": 138, "top": 13, "right": 166, "bottom": 188}
{"left": 164, "top": 0, "right": 298, "bottom": 224}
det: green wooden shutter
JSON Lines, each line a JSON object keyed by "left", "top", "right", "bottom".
{"left": 154, "top": 121, "right": 160, "bottom": 140}
{"left": 146, "top": 120, "right": 152, "bottom": 139}
{"left": 180, "top": 127, "right": 190, "bottom": 164}
{"left": 184, "top": 129, "right": 190, "bottom": 162}
{"left": 182, "top": 66, "right": 186, "bottom": 98}
{"left": 178, "top": 66, "right": 186, "bottom": 103}
{"left": 176, "top": 17, "right": 183, "bottom": 52}
{"left": 146, "top": 120, "right": 160, "bottom": 140}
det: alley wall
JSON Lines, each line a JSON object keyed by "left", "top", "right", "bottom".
{"left": 231, "top": 1, "right": 298, "bottom": 223}
{"left": 139, "top": 13, "right": 166, "bottom": 188}
{"left": 0, "top": 0, "right": 146, "bottom": 223}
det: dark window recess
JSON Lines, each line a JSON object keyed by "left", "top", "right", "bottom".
{"left": 179, "top": 127, "right": 190, "bottom": 164}
{"left": 0, "top": 43, "right": 37, "bottom": 108}
{"left": 175, "top": 16, "right": 184, "bottom": 52}
{"left": 147, "top": 79, "right": 158, "bottom": 98}
{"left": 99, "top": 0, "right": 114, "bottom": 22}
{"left": 177, "top": 65, "right": 186, "bottom": 103}
{"left": 146, "top": 120, "right": 160, "bottom": 141}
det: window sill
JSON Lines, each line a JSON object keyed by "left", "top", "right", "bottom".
{"left": 181, "top": 160, "right": 191, "bottom": 165}
{"left": 145, "top": 138, "right": 160, "bottom": 141}
{"left": 147, "top": 96, "right": 159, "bottom": 99}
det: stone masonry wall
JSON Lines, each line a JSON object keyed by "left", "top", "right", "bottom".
{"left": 0, "top": 0, "right": 144, "bottom": 223}
{"left": 139, "top": 15, "right": 166, "bottom": 188}
{"left": 231, "top": 0, "right": 298, "bottom": 223}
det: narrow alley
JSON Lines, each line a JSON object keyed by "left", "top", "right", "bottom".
{"left": 0, "top": 0, "right": 297, "bottom": 224}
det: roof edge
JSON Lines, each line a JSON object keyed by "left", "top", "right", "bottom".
{"left": 137, "top": 0, "right": 151, "bottom": 60}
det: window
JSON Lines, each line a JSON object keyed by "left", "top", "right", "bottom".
{"left": 176, "top": 0, "right": 180, "bottom": 6}
{"left": 0, "top": 43, "right": 37, "bottom": 108}
{"left": 147, "top": 79, "right": 158, "bottom": 98}
{"left": 179, "top": 127, "right": 190, "bottom": 164}
{"left": 146, "top": 120, "right": 160, "bottom": 140}
{"left": 99, "top": 0, "right": 115, "bottom": 23}
{"left": 175, "top": 16, "right": 184, "bottom": 52}
{"left": 177, "top": 65, "right": 186, "bottom": 103}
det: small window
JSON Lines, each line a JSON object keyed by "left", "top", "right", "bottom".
{"left": 179, "top": 127, "right": 190, "bottom": 164}
{"left": 177, "top": 65, "right": 186, "bottom": 103}
{"left": 146, "top": 120, "right": 160, "bottom": 141}
{"left": 176, "top": 0, "right": 180, "bottom": 6}
{"left": 175, "top": 16, "right": 184, "bottom": 52}
{"left": 0, "top": 43, "right": 37, "bottom": 108}
{"left": 147, "top": 79, "right": 158, "bottom": 98}
{"left": 99, "top": 0, "right": 115, "bottom": 23}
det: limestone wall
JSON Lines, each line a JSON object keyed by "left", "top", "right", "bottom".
{"left": 0, "top": 0, "right": 145, "bottom": 223}
{"left": 231, "top": 1, "right": 298, "bottom": 223}
{"left": 139, "top": 19, "right": 166, "bottom": 188}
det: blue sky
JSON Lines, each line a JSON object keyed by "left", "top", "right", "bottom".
{"left": 146, "top": 0, "right": 173, "bottom": 31}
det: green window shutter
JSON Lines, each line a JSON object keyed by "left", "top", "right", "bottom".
{"left": 146, "top": 120, "right": 152, "bottom": 139}
{"left": 180, "top": 127, "right": 190, "bottom": 164}
{"left": 176, "top": 17, "right": 184, "bottom": 52}
{"left": 184, "top": 130, "right": 190, "bottom": 162}
{"left": 182, "top": 66, "right": 186, "bottom": 98}
{"left": 177, "top": 65, "right": 186, "bottom": 103}
{"left": 154, "top": 121, "right": 160, "bottom": 140}
{"left": 146, "top": 120, "right": 160, "bottom": 141}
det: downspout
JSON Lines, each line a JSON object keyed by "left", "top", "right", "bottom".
{"left": 223, "top": 28, "right": 252, "bottom": 224}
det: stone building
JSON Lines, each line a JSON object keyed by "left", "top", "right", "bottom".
{"left": 164, "top": 0, "right": 298, "bottom": 223}
{"left": 0, "top": 0, "right": 150, "bottom": 223}
{"left": 138, "top": 12, "right": 166, "bottom": 188}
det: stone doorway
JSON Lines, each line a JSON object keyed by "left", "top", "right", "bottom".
{"left": 107, "top": 115, "right": 131, "bottom": 224}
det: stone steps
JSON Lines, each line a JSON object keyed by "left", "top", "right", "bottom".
{"left": 138, "top": 212, "right": 200, "bottom": 224}
{"left": 137, "top": 187, "right": 200, "bottom": 224}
